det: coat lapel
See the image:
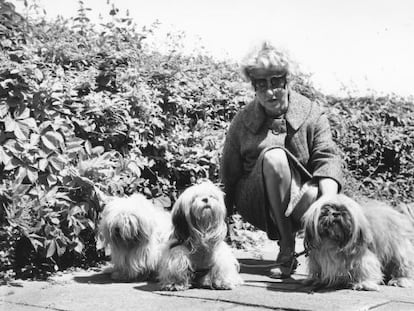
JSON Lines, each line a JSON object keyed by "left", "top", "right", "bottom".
{"left": 285, "top": 91, "right": 312, "bottom": 131}
{"left": 242, "top": 91, "right": 312, "bottom": 133}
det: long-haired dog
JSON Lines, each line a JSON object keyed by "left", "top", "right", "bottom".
{"left": 98, "top": 193, "right": 172, "bottom": 281}
{"left": 302, "top": 194, "right": 414, "bottom": 291}
{"left": 158, "top": 181, "right": 243, "bottom": 291}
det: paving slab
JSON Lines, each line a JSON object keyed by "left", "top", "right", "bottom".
{"left": 1, "top": 238, "right": 413, "bottom": 311}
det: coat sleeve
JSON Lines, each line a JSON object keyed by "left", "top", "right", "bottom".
{"left": 220, "top": 122, "right": 243, "bottom": 217}
{"left": 308, "top": 110, "right": 343, "bottom": 189}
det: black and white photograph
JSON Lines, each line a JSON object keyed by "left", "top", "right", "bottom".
{"left": 1, "top": 1, "right": 414, "bottom": 310}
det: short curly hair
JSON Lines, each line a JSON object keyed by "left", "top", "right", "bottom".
{"left": 241, "top": 41, "right": 291, "bottom": 81}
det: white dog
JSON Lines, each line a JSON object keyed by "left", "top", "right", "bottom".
{"left": 302, "top": 194, "right": 414, "bottom": 291}
{"left": 98, "top": 193, "right": 172, "bottom": 281}
{"left": 158, "top": 181, "right": 243, "bottom": 291}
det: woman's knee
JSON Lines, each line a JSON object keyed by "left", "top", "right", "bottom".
{"left": 263, "top": 149, "right": 290, "bottom": 179}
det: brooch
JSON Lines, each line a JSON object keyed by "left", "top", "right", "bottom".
{"left": 269, "top": 118, "right": 287, "bottom": 135}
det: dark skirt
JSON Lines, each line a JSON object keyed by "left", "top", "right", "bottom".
{"left": 234, "top": 146, "right": 315, "bottom": 240}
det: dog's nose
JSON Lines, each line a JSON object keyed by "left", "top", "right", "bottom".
{"left": 332, "top": 212, "right": 341, "bottom": 218}
{"left": 202, "top": 197, "right": 209, "bottom": 203}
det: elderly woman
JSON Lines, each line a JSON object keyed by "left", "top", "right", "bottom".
{"left": 220, "top": 42, "right": 343, "bottom": 278}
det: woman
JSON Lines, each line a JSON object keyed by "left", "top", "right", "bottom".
{"left": 220, "top": 42, "right": 343, "bottom": 278}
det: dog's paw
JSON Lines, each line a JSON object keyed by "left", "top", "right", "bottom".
{"left": 388, "top": 277, "right": 413, "bottom": 288}
{"left": 212, "top": 280, "right": 235, "bottom": 290}
{"left": 352, "top": 281, "right": 380, "bottom": 291}
{"left": 161, "top": 283, "right": 190, "bottom": 291}
{"left": 212, "top": 275, "right": 243, "bottom": 290}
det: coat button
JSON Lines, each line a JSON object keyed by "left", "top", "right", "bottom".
{"left": 269, "top": 118, "right": 286, "bottom": 134}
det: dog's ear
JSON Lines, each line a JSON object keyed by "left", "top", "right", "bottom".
{"left": 303, "top": 223, "right": 315, "bottom": 251}
{"left": 356, "top": 223, "right": 373, "bottom": 248}
{"left": 171, "top": 200, "right": 190, "bottom": 242}
{"left": 302, "top": 196, "right": 328, "bottom": 248}
{"left": 340, "top": 194, "right": 374, "bottom": 251}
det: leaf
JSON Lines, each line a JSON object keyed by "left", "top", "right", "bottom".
{"left": 84, "top": 140, "right": 92, "bottom": 155}
{"left": 153, "top": 195, "right": 171, "bottom": 208}
{"left": 34, "top": 68, "right": 44, "bottom": 82}
{"left": 4, "top": 115, "right": 17, "bottom": 132}
{"left": 28, "top": 235, "right": 43, "bottom": 251}
{"left": 13, "top": 184, "right": 31, "bottom": 196}
{"left": 14, "top": 107, "right": 30, "bottom": 120}
{"left": 0, "top": 146, "right": 12, "bottom": 165}
{"left": 14, "top": 122, "right": 28, "bottom": 140}
{"left": 69, "top": 205, "right": 83, "bottom": 216}
{"left": 51, "top": 82, "right": 63, "bottom": 92}
{"left": 50, "top": 217, "right": 60, "bottom": 225}
{"left": 126, "top": 161, "right": 141, "bottom": 177}
{"left": 3, "top": 157, "right": 20, "bottom": 170}
{"left": 46, "top": 174, "right": 58, "bottom": 186}
{"left": 91, "top": 145, "right": 105, "bottom": 155}
{"left": 0, "top": 103, "right": 8, "bottom": 118}
{"left": 41, "top": 134, "right": 58, "bottom": 151}
{"left": 30, "top": 133, "right": 40, "bottom": 145}
{"left": 56, "top": 239, "right": 66, "bottom": 256}
{"left": 74, "top": 240, "right": 84, "bottom": 254}
{"left": 66, "top": 140, "right": 84, "bottom": 155}
{"left": 26, "top": 166, "right": 38, "bottom": 183}
{"left": 46, "top": 240, "right": 56, "bottom": 258}
{"left": 18, "top": 118, "right": 37, "bottom": 130}
{"left": 15, "top": 167, "right": 27, "bottom": 184}
{"left": 38, "top": 158, "right": 48, "bottom": 171}
{"left": 49, "top": 155, "right": 66, "bottom": 171}
{"left": 43, "top": 131, "right": 64, "bottom": 149}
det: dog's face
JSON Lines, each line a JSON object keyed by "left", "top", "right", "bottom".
{"left": 317, "top": 203, "right": 354, "bottom": 247}
{"left": 108, "top": 212, "right": 152, "bottom": 249}
{"left": 99, "top": 195, "right": 155, "bottom": 250}
{"left": 303, "top": 194, "right": 372, "bottom": 253}
{"left": 172, "top": 181, "right": 226, "bottom": 243}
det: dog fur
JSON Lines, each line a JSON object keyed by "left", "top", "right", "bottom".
{"left": 302, "top": 194, "right": 414, "bottom": 291}
{"left": 98, "top": 193, "right": 172, "bottom": 281}
{"left": 158, "top": 181, "right": 243, "bottom": 291}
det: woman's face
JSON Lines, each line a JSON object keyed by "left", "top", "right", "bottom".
{"left": 251, "top": 69, "right": 289, "bottom": 117}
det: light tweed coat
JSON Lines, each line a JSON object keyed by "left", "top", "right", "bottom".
{"left": 220, "top": 91, "right": 343, "bottom": 239}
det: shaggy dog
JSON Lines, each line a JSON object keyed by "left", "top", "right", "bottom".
{"left": 98, "top": 194, "right": 172, "bottom": 281}
{"left": 158, "top": 181, "right": 243, "bottom": 291}
{"left": 302, "top": 194, "right": 414, "bottom": 291}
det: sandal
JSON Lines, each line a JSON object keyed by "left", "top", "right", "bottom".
{"left": 269, "top": 255, "right": 298, "bottom": 279}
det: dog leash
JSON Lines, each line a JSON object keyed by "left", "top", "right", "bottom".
{"left": 239, "top": 250, "right": 308, "bottom": 269}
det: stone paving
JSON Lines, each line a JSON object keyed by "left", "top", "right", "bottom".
{"left": 1, "top": 238, "right": 413, "bottom": 311}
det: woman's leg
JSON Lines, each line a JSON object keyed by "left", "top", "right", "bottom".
{"left": 262, "top": 149, "right": 296, "bottom": 276}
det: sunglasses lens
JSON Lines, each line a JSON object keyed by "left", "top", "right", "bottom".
{"left": 254, "top": 79, "right": 268, "bottom": 90}
{"left": 270, "top": 76, "right": 286, "bottom": 89}
{"left": 254, "top": 75, "right": 286, "bottom": 91}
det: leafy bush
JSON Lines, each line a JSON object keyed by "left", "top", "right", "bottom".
{"left": 328, "top": 95, "right": 414, "bottom": 203}
{"left": 0, "top": 0, "right": 413, "bottom": 280}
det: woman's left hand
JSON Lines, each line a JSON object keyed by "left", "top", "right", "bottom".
{"left": 318, "top": 177, "right": 339, "bottom": 197}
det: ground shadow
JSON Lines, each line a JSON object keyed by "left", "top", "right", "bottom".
{"left": 263, "top": 279, "right": 341, "bottom": 294}
{"left": 133, "top": 282, "right": 163, "bottom": 292}
{"left": 73, "top": 272, "right": 116, "bottom": 284}
{"left": 239, "top": 258, "right": 339, "bottom": 294}
{"left": 239, "top": 258, "right": 277, "bottom": 276}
